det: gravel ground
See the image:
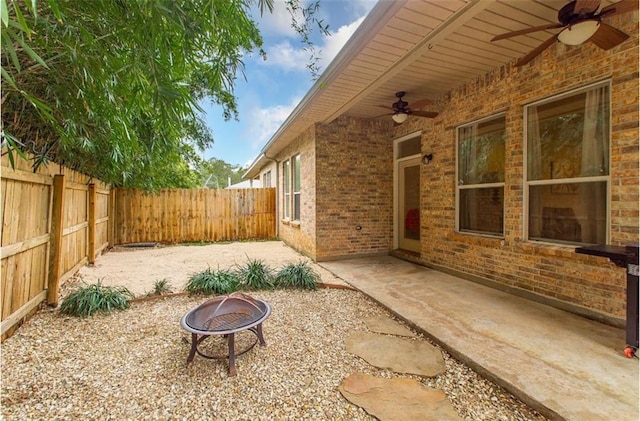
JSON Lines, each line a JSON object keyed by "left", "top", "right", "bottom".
{"left": 77, "top": 242, "right": 345, "bottom": 297}
{"left": 1, "top": 287, "right": 546, "bottom": 420}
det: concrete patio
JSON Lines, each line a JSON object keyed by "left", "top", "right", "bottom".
{"left": 320, "top": 255, "right": 639, "bottom": 421}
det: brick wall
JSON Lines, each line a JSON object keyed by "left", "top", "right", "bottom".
{"left": 275, "top": 126, "right": 317, "bottom": 258}
{"left": 315, "top": 116, "right": 394, "bottom": 260}
{"left": 400, "top": 13, "right": 638, "bottom": 319}
{"left": 269, "top": 14, "right": 637, "bottom": 320}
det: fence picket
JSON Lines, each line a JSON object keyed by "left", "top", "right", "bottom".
{"left": 112, "top": 188, "right": 275, "bottom": 244}
{"left": 2, "top": 150, "right": 276, "bottom": 339}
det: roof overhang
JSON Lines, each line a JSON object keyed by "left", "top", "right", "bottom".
{"left": 244, "top": 0, "right": 625, "bottom": 178}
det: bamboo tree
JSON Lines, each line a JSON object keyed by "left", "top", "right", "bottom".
{"left": 1, "top": 0, "right": 326, "bottom": 189}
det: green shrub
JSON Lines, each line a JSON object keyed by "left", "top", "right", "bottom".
{"left": 60, "top": 281, "right": 134, "bottom": 317}
{"left": 275, "top": 261, "right": 320, "bottom": 290}
{"left": 185, "top": 268, "right": 239, "bottom": 295}
{"left": 235, "top": 258, "right": 274, "bottom": 290}
{"left": 146, "top": 279, "right": 174, "bottom": 296}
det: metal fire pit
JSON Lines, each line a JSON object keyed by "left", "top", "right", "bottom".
{"left": 180, "top": 292, "right": 271, "bottom": 375}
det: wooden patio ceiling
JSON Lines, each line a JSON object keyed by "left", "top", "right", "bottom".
{"left": 247, "top": 0, "right": 624, "bottom": 175}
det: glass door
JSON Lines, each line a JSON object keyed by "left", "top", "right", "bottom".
{"left": 397, "top": 157, "right": 421, "bottom": 253}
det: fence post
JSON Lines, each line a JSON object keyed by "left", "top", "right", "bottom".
{"left": 108, "top": 188, "right": 116, "bottom": 247}
{"left": 88, "top": 183, "right": 96, "bottom": 264}
{"left": 47, "top": 174, "right": 65, "bottom": 307}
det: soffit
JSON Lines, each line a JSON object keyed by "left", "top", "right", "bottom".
{"left": 256, "top": 0, "right": 622, "bottom": 163}
{"left": 341, "top": 0, "right": 622, "bottom": 121}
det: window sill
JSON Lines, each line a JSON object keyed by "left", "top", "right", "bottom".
{"left": 453, "top": 231, "right": 504, "bottom": 246}
{"left": 281, "top": 219, "right": 301, "bottom": 228}
{"left": 455, "top": 230, "right": 504, "bottom": 240}
{"left": 515, "top": 240, "right": 582, "bottom": 259}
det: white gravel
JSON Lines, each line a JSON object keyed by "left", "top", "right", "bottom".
{"left": 1, "top": 288, "right": 546, "bottom": 420}
{"left": 77, "top": 242, "right": 345, "bottom": 296}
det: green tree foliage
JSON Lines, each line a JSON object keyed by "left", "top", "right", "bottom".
{"left": 198, "top": 157, "right": 244, "bottom": 189}
{"left": 1, "top": 0, "right": 328, "bottom": 189}
{"left": 285, "top": 0, "right": 330, "bottom": 79}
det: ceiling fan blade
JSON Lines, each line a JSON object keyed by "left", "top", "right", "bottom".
{"left": 492, "top": 23, "right": 564, "bottom": 41}
{"left": 376, "top": 104, "right": 391, "bottom": 110}
{"left": 408, "top": 98, "right": 433, "bottom": 109}
{"left": 573, "top": 0, "right": 601, "bottom": 15}
{"left": 411, "top": 110, "right": 439, "bottom": 118}
{"left": 600, "top": 0, "right": 639, "bottom": 16}
{"left": 372, "top": 112, "right": 392, "bottom": 119}
{"left": 515, "top": 35, "right": 558, "bottom": 67}
{"left": 588, "top": 22, "right": 629, "bottom": 50}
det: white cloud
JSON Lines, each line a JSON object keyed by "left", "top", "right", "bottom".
{"left": 246, "top": 95, "right": 302, "bottom": 150}
{"left": 263, "top": 41, "right": 309, "bottom": 72}
{"left": 318, "top": 16, "right": 366, "bottom": 69}
{"left": 259, "top": 15, "right": 366, "bottom": 73}
{"left": 349, "top": 0, "right": 378, "bottom": 16}
{"left": 254, "top": 0, "right": 301, "bottom": 38}
{"left": 256, "top": 0, "right": 375, "bottom": 39}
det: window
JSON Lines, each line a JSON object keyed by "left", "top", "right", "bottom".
{"left": 282, "top": 155, "right": 301, "bottom": 222}
{"left": 525, "top": 82, "right": 609, "bottom": 245}
{"left": 397, "top": 135, "right": 421, "bottom": 159}
{"left": 283, "top": 160, "right": 290, "bottom": 219}
{"left": 262, "top": 170, "right": 271, "bottom": 188}
{"left": 456, "top": 115, "right": 506, "bottom": 236}
{"left": 292, "top": 155, "right": 301, "bottom": 221}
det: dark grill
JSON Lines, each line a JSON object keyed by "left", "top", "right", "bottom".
{"left": 576, "top": 244, "right": 639, "bottom": 358}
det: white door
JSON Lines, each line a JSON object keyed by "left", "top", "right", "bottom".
{"left": 397, "top": 157, "right": 421, "bottom": 253}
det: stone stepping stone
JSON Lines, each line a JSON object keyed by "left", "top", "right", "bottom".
{"left": 364, "top": 316, "right": 416, "bottom": 337}
{"left": 346, "top": 332, "right": 445, "bottom": 376}
{"left": 339, "top": 373, "right": 462, "bottom": 421}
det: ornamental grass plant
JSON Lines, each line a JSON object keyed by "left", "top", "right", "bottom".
{"left": 275, "top": 261, "right": 320, "bottom": 290}
{"left": 146, "top": 279, "right": 174, "bottom": 296}
{"left": 234, "top": 257, "right": 275, "bottom": 290}
{"left": 185, "top": 268, "right": 239, "bottom": 295}
{"left": 185, "top": 258, "right": 322, "bottom": 296}
{"left": 60, "top": 281, "right": 134, "bottom": 317}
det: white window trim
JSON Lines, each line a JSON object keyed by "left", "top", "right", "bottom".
{"left": 393, "top": 130, "right": 422, "bottom": 160}
{"left": 292, "top": 154, "right": 301, "bottom": 222}
{"left": 523, "top": 80, "right": 612, "bottom": 245}
{"left": 262, "top": 170, "right": 271, "bottom": 188}
{"left": 282, "top": 159, "right": 290, "bottom": 221}
{"left": 281, "top": 155, "right": 301, "bottom": 223}
{"left": 392, "top": 131, "right": 422, "bottom": 249}
{"left": 455, "top": 113, "right": 506, "bottom": 237}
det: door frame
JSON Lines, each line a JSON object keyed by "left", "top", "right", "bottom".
{"left": 393, "top": 131, "right": 422, "bottom": 251}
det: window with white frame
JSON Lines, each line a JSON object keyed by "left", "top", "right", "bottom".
{"left": 282, "top": 155, "right": 301, "bottom": 221}
{"left": 262, "top": 170, "right": 271, "bottom": 188}
{"left": 456, "top": 114, "right": 506, "bottom": 236}
{"left": 525, "top": 82, "right": 609, "bottom": 245}
{"left": 292, "top": 154, "right": 301, "bottom": 221}
{"left": 283, "top": 160, "right": 290, "bottom": 219}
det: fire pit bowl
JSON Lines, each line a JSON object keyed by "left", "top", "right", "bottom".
{"left": 180, "top": 292, "right": 271, "bottom": 376}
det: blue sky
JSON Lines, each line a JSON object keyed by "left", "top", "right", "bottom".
{"left": 199, "top": 0, "right": 377, "bottom": 167}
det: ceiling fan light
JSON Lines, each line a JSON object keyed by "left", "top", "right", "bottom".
{"left": 557, "top": 20, "right": 600, "bottom": 45}
{"left": 392, "top": 112, "right": 408, "bottom": 124}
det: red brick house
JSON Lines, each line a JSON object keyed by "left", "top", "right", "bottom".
{"left": 244, "top": 0, "right": 639, "bottom": 324}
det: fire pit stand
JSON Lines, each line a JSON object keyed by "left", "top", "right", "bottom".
{"left": 180, "top": 293, "right": 271, "bottom": 375}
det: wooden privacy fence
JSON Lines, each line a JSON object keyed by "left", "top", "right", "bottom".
{"left": 1, "top": 153, "right": 111, "bottom": 338}
{"left": 113, "top": 188, "right": 276, "bottom": 244}
{"left": 1, "top": 156, "right": 276, "bottom": 338}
